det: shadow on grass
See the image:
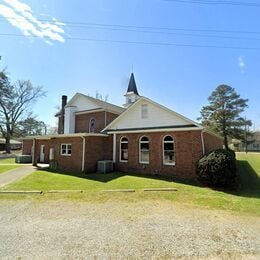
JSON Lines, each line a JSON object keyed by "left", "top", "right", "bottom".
{"left": 38, "top": 166, "right": 200, "bottom": 186}
{"left": 230, "top": 160, "right": 260, "bottom": 199}
{"left": 38, "top": 161, "right": 260, "bottom": 199}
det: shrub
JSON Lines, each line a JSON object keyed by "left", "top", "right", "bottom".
{"left": 196, "top": 149, "right": 237, "bottom": 188}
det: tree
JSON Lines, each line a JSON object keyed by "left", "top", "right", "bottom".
{"left": 0, "top": 71, "right": 45, "bottom": 153}
{"left": 16, "top": 117, "right": 47, "bottom": 137}
{"left": 199, "top": 84, "right": 250, "bottom": 149}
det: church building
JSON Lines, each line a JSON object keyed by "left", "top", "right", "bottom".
{"left": 22, "top": 73, "right": 222, "bottom": 179}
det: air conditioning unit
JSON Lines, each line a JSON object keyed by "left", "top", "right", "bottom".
{"left": 97, "top": 160, "right": 114, "bottom": 173}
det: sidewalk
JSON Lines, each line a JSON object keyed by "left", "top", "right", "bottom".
{"left": 0, "top": 166, "right": 36, "bottom": 188}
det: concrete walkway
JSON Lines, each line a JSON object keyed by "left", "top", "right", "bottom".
{"left": 0, "top": 166, "right": 36, "bottom": 188}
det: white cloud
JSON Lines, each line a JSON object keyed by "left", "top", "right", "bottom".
{"left": 0, "top": 0, "right": 65, "bottom": 43}
{"left": 238, "top": 56, "right": 245, "bottom": 73}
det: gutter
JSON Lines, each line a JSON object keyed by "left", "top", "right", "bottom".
{"left": 113, "top": 133, "right": 116, "bottom": 163}
{"left": 81, "top": 136, "right": 86, "bottom": 172}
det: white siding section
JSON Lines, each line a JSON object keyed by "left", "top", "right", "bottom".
{"left": 64, "top": 106, "right": 77, "bottom": 134}
{"left": 69, "top": 95, "right": 100, "bottom": 112}
{"left": 110, "top": 100, "right": 191, "bottom": 129}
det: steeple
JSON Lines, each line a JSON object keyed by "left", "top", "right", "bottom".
{"left": 124, "top": 73, "right": 140, "bottom": 107}
{"left": 126, "top": 73, "right": 139, "bottom": 95}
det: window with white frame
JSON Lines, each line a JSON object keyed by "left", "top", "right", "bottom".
{"left": 61, "top": 144, "right": 72, "bottom": 156}
{"left": 163, "top": 136, "right": 175, "bottom": 165}
{"left": 89, "top": 118, "right": 95, "bottom": 133}
{"left": 141, "top": 104, "right": 148, "bottom": 119}
{"left": 139, "top": 136, "right": 149, "bottom": 164}
{"left": 120, "top": 137, "right": 128, "bottom": 162}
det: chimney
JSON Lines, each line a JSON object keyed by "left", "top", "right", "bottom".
{"left": 59, "top": 95, "right": 67, "bottom": 134}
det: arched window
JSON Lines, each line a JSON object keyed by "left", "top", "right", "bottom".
{"left": 139, "top": 136, "right": 149, "bottom": 164}
{"left": 89, "top": 118, "right": 95, "bottom": 133}
{"left": 120, "top": 137, "right": 128, "bottom": 162}
{"left": 163, "top": 136, "right": 175, "bottom": 165}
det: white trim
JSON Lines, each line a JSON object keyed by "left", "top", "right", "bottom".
{"left": 119, "top": 136, "right": 128, "bottom": 163}
{"left": 21, "top": 133, "right": 109, "bottom": 140}
{"left": 162, "top": 135, "right": 175, "bottom": 166}
{"left": 60, "top": 143, "right": 72, "bottom": 156}
{"left": 75, "top": 108, "right": 104, "bottom": 115}
{"left": 113, "top": 133, "right": 116, "bottom": 163}
{"left": 81, "top": 137, "right": 86, "bottom": 172}
{"left": 139, "top": 136, "right": 150, "bottom": 164}
{"left": 107, "top": 127, "right": 202, "bottom": 134}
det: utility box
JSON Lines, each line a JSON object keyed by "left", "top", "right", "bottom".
{"left": 15, "top": 155, "right": 32, "bottom": 163}
{"left": 97, "top": 160, "right": 114, "bottom": 173}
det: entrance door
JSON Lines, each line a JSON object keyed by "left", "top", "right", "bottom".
{"left": 40, "top": 145, "right": 45, "bottom": 163}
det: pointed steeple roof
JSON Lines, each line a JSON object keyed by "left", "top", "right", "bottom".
{"left": 127, "top": 73, "right": 139, "bottom": 95}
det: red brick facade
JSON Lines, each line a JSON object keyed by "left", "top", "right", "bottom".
{"left": 74, "top": 111, "right": 118, "bottom": 134}
{"left": 84, "top": 136, "right": 113, "bottom": 172}
{"left": 22, "top": 128, "right": 222, "bottom": 178}
{"left": 22, "top": 140, "right": 33, "bottom": 155}
{"left": 28, "top": 136, "right": 112, "bottom": 173}
{"left": 203, "top": 132, "right": 223, "bottom": 154}
{"left": 115, "top": 130, "right": 204, "bottom": 179}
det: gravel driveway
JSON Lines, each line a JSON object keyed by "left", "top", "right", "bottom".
{"left": 0, "top": 199, "right": 259, "bottom": 259}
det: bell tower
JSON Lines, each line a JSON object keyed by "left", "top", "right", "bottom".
{"left": 124, "top": 73, "right": 140, "bottom": 107}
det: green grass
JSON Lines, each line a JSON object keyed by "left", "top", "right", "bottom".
{"left": 1, "top": 152, "right": 260, "bottom": 216}
{"left": 0, "top": 165, "right": 20, "bottom": 174}
{"left": 0, "top": 158, "right": 16, "bottom": 164}
{"left": 0, "top": 158, "right": 20, "bottom": 173}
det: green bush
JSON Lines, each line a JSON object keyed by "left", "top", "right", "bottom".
{"left": 196, "top": 149, "right": 237, "bottom": 188}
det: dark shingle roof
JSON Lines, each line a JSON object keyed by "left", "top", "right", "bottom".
{"left": 127, "top": 73, "right": 139, "bottom": 95}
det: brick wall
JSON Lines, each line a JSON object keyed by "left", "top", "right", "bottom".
{"left": 115, "top": 131, "right": 204, "bottom": 179}
{"left": 75, "top": 111, "right": 118, "bottom": 133}
{"left": 84, "top": 135, "right": 113, "bottom": 173}
{"left": 49, "top": 137, "right": 83, "bottom": 173}
{"left": 203, "top": 132, "right": 223, "bottom": 154}
{"left": 22, "top": 140, "right": 33, "bottom": 155}
{"left": 33, "top": 140, "right": 51, "bottom": 164}
{"left": 32, "top": 136, "right": 113, "bottom": 173}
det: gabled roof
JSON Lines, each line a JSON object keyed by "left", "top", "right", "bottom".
{"left": 126, "top": 73, "right": 139, "bottom": 95}
{"left": 102, "top": 96, "right": 202, "bottom": 133}
{"left": 56, "top": 93, "right": 125, "bottom": 116}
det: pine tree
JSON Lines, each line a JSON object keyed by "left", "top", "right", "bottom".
{"left": 199, "top": 84, "right": 250, "bottom": 149}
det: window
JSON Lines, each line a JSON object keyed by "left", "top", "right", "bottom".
{"left": 139, "top": 136, "right": 149, "bottom": 164}
{"left": 120, "top": 137, "right": 128, "bottom": 162}
{"left": 141, "top": 104, "right": 148, "bottom": 119}
{"left": 61, "top": 144, "right": 72, "bottom": 156}
{"left": 89, "top": 118, "right": 95, "bottom": 133}
{"left": 163, "top": 136, "right": 175, "bottom": 165}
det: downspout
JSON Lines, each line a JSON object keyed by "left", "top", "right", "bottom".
{"left": 32, "top": 138, "right": 36, "bottom": 166}
{"left": 81, "top": 136, "right": 86, "bottom": 172}
{"left": 113, "top": 133, "right": 116, "bottom": 163}
{"left": 201, "top": 130, "right": 205, "bottom": 155}
{"left": 104, "top": 111, "right": 107, "bottom": 127}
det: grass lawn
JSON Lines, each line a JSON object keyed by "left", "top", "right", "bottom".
{"left": 1, "top": 152, "right": 260, "bottom": 216}
{"left": 0, "top": 158, "right": 21, "bottom": 173}
{"left": 0, "top": 165, "right": 20, "bottom": 174}
{"left": 0, "top": 158, "right": 16, "bottom": 164}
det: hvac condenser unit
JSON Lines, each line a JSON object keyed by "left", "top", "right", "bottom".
{"left": 97, "top": 160, "right": 114, "bottom": 173}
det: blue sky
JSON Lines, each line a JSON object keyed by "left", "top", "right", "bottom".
{"left": 0, "top": 0, "right": 260, "bottom": 130}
